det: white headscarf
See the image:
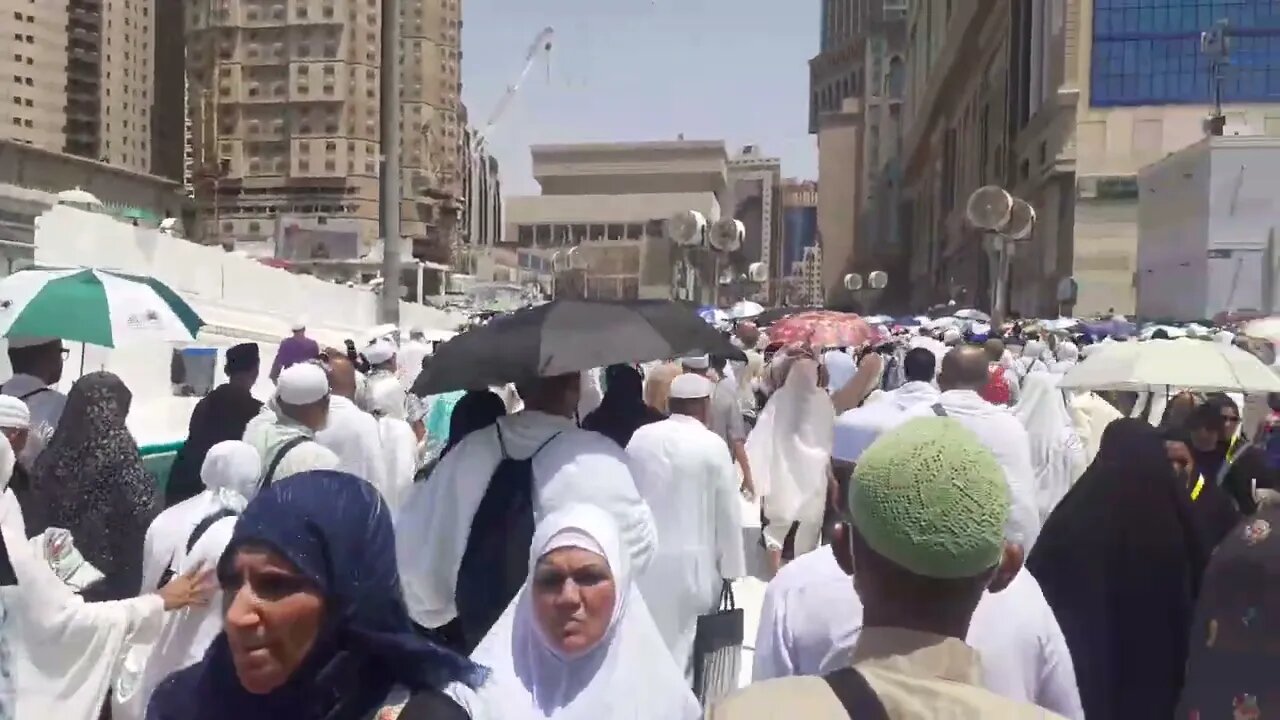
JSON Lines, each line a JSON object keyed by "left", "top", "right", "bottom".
{"left": 1048, "top": 341, "right": 1079, "bottom": 374}
{"left": 1016, "top": 340, "right": 1050, "bottom": 378}
{"left": 199, "top": 440, "right": 262, "bottom": 513}
{"left": 470, "top": 504, "right": 699, "bottom": 720}
{"left": 1013, "top": 372, "right": 1087, "bottom": 523}
{"left": 747, "top": 359, "right": 836, "bottom": 522}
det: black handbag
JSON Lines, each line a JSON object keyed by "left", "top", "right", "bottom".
{"left": 691, "top": 579, "right": 744, "bottom": 706}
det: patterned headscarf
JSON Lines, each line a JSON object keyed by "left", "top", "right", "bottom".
{"left": 30, "top": 371, "right": 156, "bottom": 600}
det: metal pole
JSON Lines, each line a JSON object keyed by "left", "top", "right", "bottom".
{"left": 378, "top": 0, "right": 402, "bottom": 324}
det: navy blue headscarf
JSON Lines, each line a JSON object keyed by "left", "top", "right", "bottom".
{"left": 145, "top": 471, "right": 486, "bottom": 720}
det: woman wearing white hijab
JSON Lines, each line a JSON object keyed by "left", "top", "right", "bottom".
{"left": 1048, "top": 341, "right": 1079, "bottom": 374}
{"left": 116, "top": 441, "right": 260, "bottom": 720}
{"left": 748, "top": 359, "right": 836, "bottom": 569}
{"left": 1014, "top": 373, "right": 1088, "bottom": 524}
{"left": 365, "top": 377, "right": 419, "bottom": 510}
{"left": 0, "top": 434, "right": 211, "bottom": 720}
{"left": 1015, "top": 339, "right": 1051, "bottom": 380}
{"left": 470, "top": 504, "right": 698, "bottom": 720}
{"left": 139, "top": 441, "right": 261, "bottom": 593}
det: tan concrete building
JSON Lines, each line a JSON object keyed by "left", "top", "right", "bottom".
{"left": 810, "top": 0, "right": 907, "bottom": 309}
{"left": 725, "top": 146, "right": 783, "bottom": 301}
{"left": 185, "top": 0, "right": 464, "bottom": 255}
{"left": 902, "top": 0, "right": 1280, "bottom": 317}
{"left": 3, "top": 0, "right": 154, "bottom": 175}
{"left": 499, "top": 140, "right": 730, "bottom": 303}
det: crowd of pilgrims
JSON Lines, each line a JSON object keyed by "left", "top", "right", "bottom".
{"left": 0, "top": 317, "right": 1276, "bottom": 719}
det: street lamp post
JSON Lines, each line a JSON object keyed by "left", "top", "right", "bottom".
{"left": 964, "top": 186, "right": 1036, "bottom": 326}
{"left": 377, "top": 0, "right": 402, "bottom": 324}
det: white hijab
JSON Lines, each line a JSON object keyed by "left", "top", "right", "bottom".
{"left": 748, "top": 359, "right": 836, "bottom": 523}
{"left": 1013, "top": 372, "right": 1087, "bottom": 523}
{"left": 1048, "top": 341, "right": 1079, "bottom": 374}
{"left": 470, "top": 505, "right": 699, "bottom": 720}
{"left": 1016, "top": 340, "right": 1050, "bottom": 378}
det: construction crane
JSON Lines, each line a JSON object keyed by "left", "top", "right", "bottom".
{"left": 471, "top": 26, "right": 554, "bottom": 156}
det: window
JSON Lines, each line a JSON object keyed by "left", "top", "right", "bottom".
{"left": 1092, "top": 0, "right": 1280, "bottom": 107}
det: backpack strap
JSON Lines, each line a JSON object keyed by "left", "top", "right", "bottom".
{"left": 495, "top": 421, "right": 562, "bottom": 462}
{"left": 186, "top": 508, "right": 238, "bottom": 554}
{"left": 17, "top": 387, "right": 50, "bottom": 402}
{"left": 823, "top": 666, "right": 890, "bottom": 720}
{"left": 259, "top": 436, "right": 310, "bottom": 491}
{"left": 931, "top": 403, "right": 947, "bottom": 417}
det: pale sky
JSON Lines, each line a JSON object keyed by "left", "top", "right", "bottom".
{"left": 460, "top": 0, "right": 820, "bottom": 196}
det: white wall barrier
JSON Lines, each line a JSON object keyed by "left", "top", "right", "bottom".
{"left": 13, "top": 206, "right": 463, "bottom": 442}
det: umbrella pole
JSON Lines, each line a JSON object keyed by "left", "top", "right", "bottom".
{"left": 80, "top": 343, "right": 86, "bottom": 378}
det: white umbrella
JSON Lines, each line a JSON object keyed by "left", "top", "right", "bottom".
{"left": 730, "top": 300, "right": 764, "bottom": 319}
{"left": 1059, "top": 338, "right": 1280, "bottom": 394}
{"left": 1243, "top": 316, "right": 1280, "bottom": 344}
{"left": 952, "top": 308, "right": 990, "bottom": 322}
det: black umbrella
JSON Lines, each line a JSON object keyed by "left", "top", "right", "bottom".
{"left": 412, "top": 299, "right": 745, "bottom": 396}
{"left": 753, "top": 305, "right": 824, "bottom": 327}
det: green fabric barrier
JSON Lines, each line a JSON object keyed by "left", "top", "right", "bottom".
{"left": 139, "top": 440, "right": 184, "bottom": 493}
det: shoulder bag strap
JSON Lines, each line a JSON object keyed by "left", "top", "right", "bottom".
{"left": 259, "top": 436, "right": 309, "bottom": 491}
{"left": 931, "top": 402, "right": 947, "bottom": 417}
{"left": 823, "top": 666, "right": 890, "bottom": 720}
{"left": 186, "top": 508, "right": 238, "bottom": 554}
{"left": 719, "top": 579, "right": 736, "bottom": 611}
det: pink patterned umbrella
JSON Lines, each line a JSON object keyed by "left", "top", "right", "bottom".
{"left": 767, "top": 311, "right": 875, "bottom": 349}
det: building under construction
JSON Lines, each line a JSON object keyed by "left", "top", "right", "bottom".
{"left": 185, "top": 0, "right": 465, "bottom": 261}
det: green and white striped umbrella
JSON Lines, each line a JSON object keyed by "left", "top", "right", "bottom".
{"left": 0, "top": 267, "right": 204, "bottom": 348}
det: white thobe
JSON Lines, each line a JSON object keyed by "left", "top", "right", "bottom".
{"left": 395, "top": 410, "right": 658, "bottom": 629}
{"left": 1, "top": 521, "right": 166, "bottom": 720}
{"left": 242, "top": 416, "right": 339, "bottom": 484}
{"left": 1, "top": 373, "right": 66, "bottom": 468}
{"left": 625, "top": 414, "right": 745, "bottom": 676}
{"left": 316, "top": 395, "right": 386, "bottom": 490}
{"left": 752, "top": 545, "right": 1084, "bottom": 720}
{"left": 881, "top": 380, "right": 940, "bottom": 411}
{"left": 138, "top": 493, "right": 225, "bottom": 594}
{"left": 902, "top": 390, "right": 1041, "bottom": 550}
{"left": 376, "top": 416, "right": 419, "bottom": 510}
{"left": 832, "top": 401, "right": 908, "bottom": 464}
{"left": 576, "top": 368, "right": 603, "bottom": 421}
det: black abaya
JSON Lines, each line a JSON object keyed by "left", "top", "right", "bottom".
{"left": 164, "top": 383, "right": 262, "bottom": 506}
{"left": 1028, "top": 419, "right": 1210, "bottom": 720}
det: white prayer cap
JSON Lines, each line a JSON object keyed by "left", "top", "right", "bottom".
{"left": 7, "top": 336, "right": 59, "bottom": 349}
{"left": 669, "top": 373, "right": 714, "bottom": 400}
{"left": 364, "top": 338, "right": 396, "bottom": 365}
{"left": 276, "top": 362, "right": 329, "bottom": 405}
{"left": 290, "top": 318, "right": 307, "bottom": 332}
{"left": 942, "top": 328, "right": 962, "bottom": 345}
{"left": 680, "top": 354, "right": 710, "bottom": 370}
{"left": 0, "top": 396, "right": 31, "bottom": 430}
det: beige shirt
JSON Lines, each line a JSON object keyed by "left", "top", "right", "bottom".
{"left": 709, "top": 627, "right": 1066, "bottom": 719}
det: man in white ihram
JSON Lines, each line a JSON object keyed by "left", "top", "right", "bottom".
{"left": 361, "top": 338, "right": 408, "bottom": 421}
{"left": 626, "top": 372, "right": 745, "bottom": 678}
{"left": 395, "top": 372, "right": 657, "bottom": 631}
{"left": 242, "top": 362, "right": 339, "bottom": 486}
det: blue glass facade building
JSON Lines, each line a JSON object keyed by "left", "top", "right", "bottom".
{"left": 783, "top": 205, "right": 818, "bottom": 272}
{"left": 1092, "top": 0, "right": 1280, "bottom": 107}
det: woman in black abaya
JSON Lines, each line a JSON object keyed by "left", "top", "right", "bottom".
{"left": 1028, "top": 419, "right": 1210, "bottom": 720}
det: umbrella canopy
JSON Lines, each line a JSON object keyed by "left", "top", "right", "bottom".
{"left": 0, "top": 267, "right": 204, "bottom": 348}
{"left": 411, "top": 299, "right": 743, "bottom": 395}
{"left": 754, "top": 306, "right": 823, "bottom": 327}
{"left": 697, "top": 305, "right": 731, "bottom": 327}
{"left": 766, "top": 311, "right": 875, "bottom": 349}
{"left": 730, "top": 300, "right": 764, "bottom": 319}
{"left": 1058, "top": 338, "right": 1280, "bottom": 394}
{"left": 952, "top": 308, "right": 990, "bottom": 322}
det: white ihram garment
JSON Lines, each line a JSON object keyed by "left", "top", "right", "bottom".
{"left": 468, "top": 505, "right": 700, "bottom": 720}
{"left": 625, "top": 414, "right": 745, "bottom": 676}
{"left": 316, "top": 395, "right": 387, "bottom": 490}
{"left": 749, "top": 360, "right": 835, "bottom": 534}
{"left": 903, "top": 389, "right": 1042, "bottom": 550}
{"left": 752, "top": 545, "right": 1083, "bottom": 720}
{"left": 1014, "top": 373, "right": 1088, "bottom": 523}
{"left": 394, "top": 410, "right": 657, "bottom": 630}
{"left": 376, "top": 416, "right": 419, "bottom": 511}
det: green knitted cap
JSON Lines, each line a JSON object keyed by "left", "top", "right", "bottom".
{"left": 849, "top": 416, "right": 1009, "bottom": 579}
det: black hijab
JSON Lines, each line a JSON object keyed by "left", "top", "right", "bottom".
{"left": 30, "top": 371, "right": 157, "bottom": 601}
{"left": 1028, "top": 419, "right": 1209, "bottom": 720}
{"left": 443, "top": 390, "right": 507, "bottom": 458}
{"left": 581, "top": 365, "right": 665, "bottom": 448}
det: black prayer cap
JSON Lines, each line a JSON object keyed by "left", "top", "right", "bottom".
{"left": 225, "top": 343, "right": 260, "bottom": 374}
